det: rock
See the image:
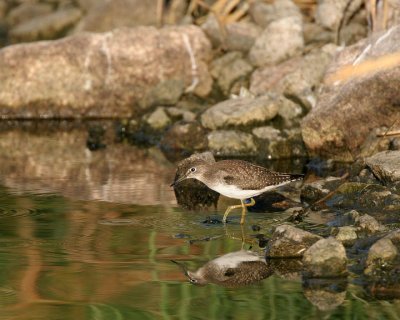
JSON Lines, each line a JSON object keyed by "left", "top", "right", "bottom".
{"left": 74, "top": 0, "right": 158, "bottom": 32}
{"left": 0, "top": 26, "right": 212, "bottom": 118}
{"left": 315, "top": 0, "right": 363, "bottom": 31}
{"left": 201, "top": 95, "right": 279, "bottom": 130}
{"left": 141, "top": 78, "right": 185, "bottom": 108}
{"left": 277, "top": 98, "right": 303, "bottom": 125}
{"left": 210, "top": 51, "right": 253, "bottom": 95}
{"left": 145, "top": 107, "right": 171, "bottom": 131}
{"left": 249, "top": 0, "right": 302, "bottom": 28}
{"left": 365, "top": 151, "right": 400, "bottom": 184}
{"left": 201, "top": 16, "right": 261, "bottom": 52}
{"left": 303, "top": 22, "right": 334, "bottom": 46}
{"left": 6, "top": 3, "right": 53, "bottom": 27}
{"left": 249, "top": 16, "right": 304, "bottom": 67}
{"left": 301, "top": 26, "right": 400, "bottom": 161}
{"left": 365, "top": 238, "right": 398, "bottom": 275}
{"left": 9, "top": 8, "right": 82, "bottom": 43}
{"left": 300, "top": 176, "right": 342, "bottom": 204}
{"left": 250, "top": 45, "right": 335, "bottom": 108}
{"left": 331, "top": 226, "right": 358, "bottom": 246}
{"left": 172, "top": 152, "right": 220, "bottom": 210}
{"left": 303, "top": 238, "right": 347, "bottom": 278}
{"left": 262, "top": 128, "right": 308, "bottom": 159}
{"left": 252, "top": 126, "right": 281, "bottom": 140}
{"left": 160, "top": 121, "right": 208, "bottom": 156}
{"left": 355, "top": 214, "right": 386, "bottom": 236}
{"left": 0, "top": 1, "right": 6, "bottom": 20}
{"left": 76, "top": 0, "right": 98, "bottom": 12}
{"left": 207, "top": 130, "right": 257, "bottom": 156}
{"left": 165, "top": 107, "right": 196, "bottom": 122}
{"left": 303, "top": 278, "right": 347, "bottom": 311}
{"left": 265, "top": 224, "right": 322, "bottom": 258}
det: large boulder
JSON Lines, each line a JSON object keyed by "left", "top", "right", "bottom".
{"left": 301, "top": 26, "right": 400, "bottom": 161}
{"left": 0, "top": 26, "right": 212, "bottom": 118}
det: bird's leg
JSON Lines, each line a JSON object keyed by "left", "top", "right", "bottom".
{"left": 222, "top": 203, "right": 243, "bottom": 223}
{"left": 240, "top": 198, "right": 256, "bottom": 225}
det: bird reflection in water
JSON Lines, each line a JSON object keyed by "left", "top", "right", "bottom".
{"left": 172, "top": 250, "right": 273, "bottom": 288}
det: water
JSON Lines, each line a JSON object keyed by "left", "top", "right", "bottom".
{"left": 0, "top": 126, "right": 399, "bottom": 319}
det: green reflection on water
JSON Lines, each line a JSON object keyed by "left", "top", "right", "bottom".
{"left": 0, "top": 187, "right": 398, "bottom": 320}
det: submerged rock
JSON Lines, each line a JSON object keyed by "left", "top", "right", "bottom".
{"left": 0, "top": 25, "right": 212, "bottom": 118}
{"left": 201, "top": 95, "right": 278, "bottom": 130}
{"left": 302, "top": 26, "right": 400, "bottom": 160}
{"left": 365, "top": 150, "right": 400, "bottom": 184}
{"left": 355, "top": 214, "right": 386, "bottom": 236}
{"left": 332, "top": 226, "right": 358, "bottom": 246}
{"left": 303, "top": 238, "right": 347, "bottom": 278}
{"left": 266, "top": 224, "right": 322, "bottom": 258}
{"left": 300, "top": 176, "right": 342, "bottom": 205}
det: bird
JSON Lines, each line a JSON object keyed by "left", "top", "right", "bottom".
{"left": 171, "top": 158, "right": 304, "bottom": 224}
{"left": 172, "top": 250, "right": 272, "bottom": 287}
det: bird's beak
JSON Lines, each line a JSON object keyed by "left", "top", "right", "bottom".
{"left": 170, "top": 175, "right": 186, "bottom": 187}
{"left": 171, "top": 260, "right": 190, "bottom": 277}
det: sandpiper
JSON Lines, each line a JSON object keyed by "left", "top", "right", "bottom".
{"left": 171, "top": 159, "right": 304, "bottom": 224}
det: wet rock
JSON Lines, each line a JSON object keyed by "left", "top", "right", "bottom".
{"left": 331, "top": 226, "right": 358, "bottom": 246}
{"left": 249, "top": 16, "right": 304, "bottom": 67}
{"left": 355, "top": 214, "right": 386, "bottom": 236}
{"left": 160, "top": 121, "right": 208, "bottom": 156}
{"left": 172, "top": 152, "right": 219, "bottom": 210}
{"left": 300, "top": 176, "right": 342, "bottom": 204}
{"left": 141, "top": 79, "right": 185, "bottom": 108}
{"left": 265, "top": 224, "right": 322, "bottom": 258}
{"left": 9, "top": 8, "right": 82, "bottom": 43}
{"left": 250, "top": 45, "right": 335, "bottom": 109}
{"left": 207, "top": 130, "right": 257, "bottom": 157}
{"left": 74, "top": 0, "right": 158, "bottom": 32}
{"left": 303, "top": 278, "right": 347, "bottom": 311}
{"left": 303, "top": 238, "right": 347, "bottom": 278}
{"left": 201, "top": 95, "right": 278, "bottom": 130}
{"left": 201, "top": 16, "right": 261, "bottom": 52}
{"left": 315, "top": 0, "right": 363, "bottom": 31}
{"left": 145, "top": 107, "right": 171, "bottom": 131}
{"left": 301, "top": 26, "right": 400, "bottom": 161}
{"left": 252, "top": 126, "right": 281, "bottom": 141}
{"left": 210, "top": 51, "right": 253, "bottom": 95}
{"left": 0, "top": 26, "right": 212, "bottom": 118}
{"left": 365, "top": 237, "right": 398, "bottom": 276}
{"left": 365, "top": 151, "right": 400, "bottom": 184}
{"left": 249, "top": 0, "right": 302, "bottom": 28}
{"left": 6, "top": 3, "right": 53, "bottom": 27}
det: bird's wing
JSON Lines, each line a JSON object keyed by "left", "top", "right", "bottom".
{"left": 217, "top": 160, "right": 303, "bottom": 190}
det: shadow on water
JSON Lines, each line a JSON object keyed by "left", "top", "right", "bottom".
{"left": 0, "top": 122, "right": 398, "bottom": 319}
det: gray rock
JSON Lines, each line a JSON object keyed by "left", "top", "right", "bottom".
{"left": 365, "top": 151, "right": 400, "bottom": 184}
{"left": 303, "top": 22, "right": 334, "bottom": 45}
{"left": 74, "top": 0, "right": 158, "bottom": 32}
{"left": 315, "top": 0, "right": 363, "bottom": 31}
{"left": 332, "top": 226, "right": 358, "bottom": 246}
{"left": 160, "top": 121, "right": 208, "bottom": 155}
{"left": 300, "top": 177, "right": 342, "bottom": 204}
{"left": 265, "top": 224, "right": 322, "bottom": 258}
{"left": 145, "top": 107, "right": 171, "bottom": 131}
{"left": 303, "top": 238, "right": 347, "bottom": 278}
{"left": 249, "top": 16, "right": 304, "bottom": 67}
{"left": 355, "top": 214, "right": 386, "bottom": 236}
{"left": 365, "top": 238, "right": 398, "bottom": 275}
{"left": 249, "top": 0, "right": 302, "bottom": 28}
{"left": 210, "top": 51, "right": 253, "bottom": 95}
{"left": 202, "top": 16, "right": 261, "bottom": 52}
{"left": 250, "top": 45, "right": 335, "bottom": 106}
{"left": 201, "top": 95, "right": 279, "bottom": 130}
{"left": 207, "top": 130, "right": 257, "bottom": 156}
{"left": 9, "top": 8, "right": 82, "bottom": 43}
{"left": 141, "top": 79, "right": 185, "bottom": 107}
{"left": 252, "top": 126, "right": 281, "bottom": 140}
{"left": 6, "top": 3, "right": 53, "bottom": 27}
{"left": 0, "top": 26, "right": 212, "bottom": 118}
{"left": 264, "top": 128, "right": 308, "bottom": 159}
{"left": 301, "top": 26, "right": 400, "bottom": 161}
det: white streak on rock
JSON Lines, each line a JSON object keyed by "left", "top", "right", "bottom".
{"left": 182, "top": 34, "right": 199, "bottom": 93}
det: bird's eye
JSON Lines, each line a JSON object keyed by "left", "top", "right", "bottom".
{"left": 189, "top": 278, "right": 197, "bottom": 284}
{"left": 190, "top": 167, "right": 196, "bottom": 173}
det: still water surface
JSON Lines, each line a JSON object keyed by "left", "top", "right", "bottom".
{"left": 0, "top": 127, "right": 399, "bottom": 320}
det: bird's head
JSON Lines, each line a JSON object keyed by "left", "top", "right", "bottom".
{"left": 170, "top": 160, "right": 208, "bottom": 187}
